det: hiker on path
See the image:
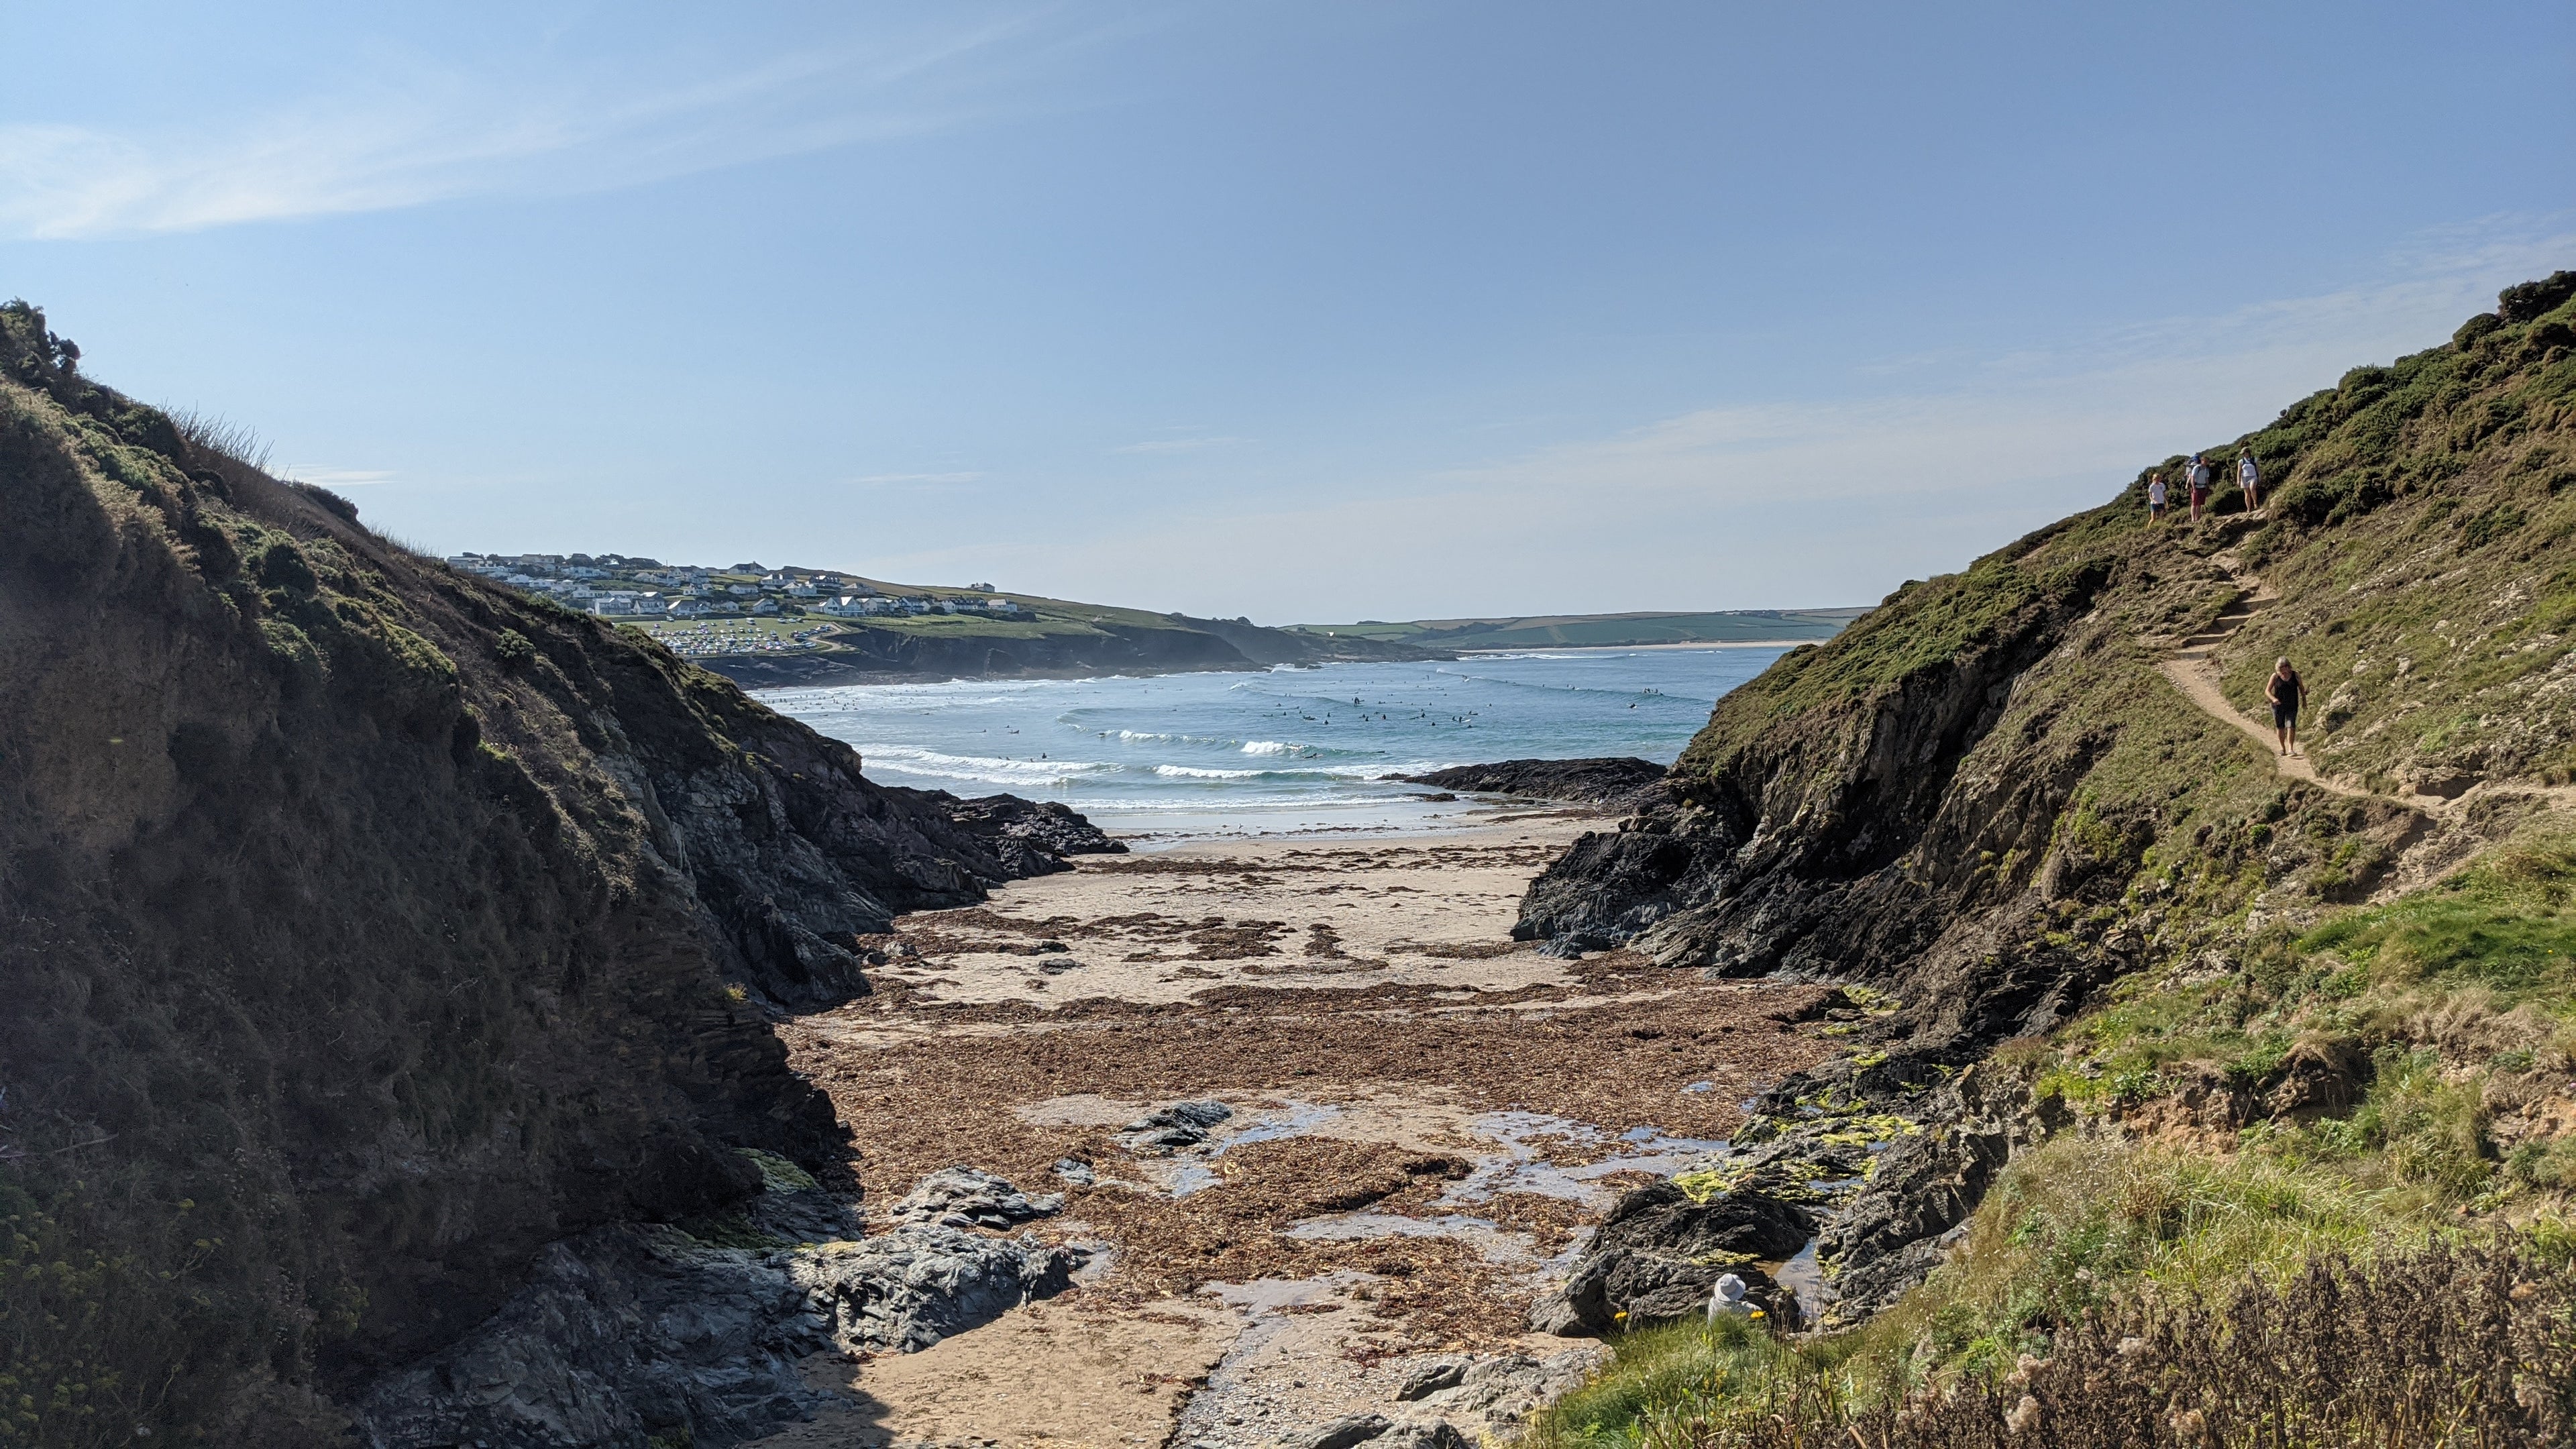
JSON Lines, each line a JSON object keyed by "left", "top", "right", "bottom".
{"left": 2266, "top": 656, "right": 2304, "bottom": 757}
{"left": 2147, "top": 472, "right": 2169, "bottom": 523}
{"left": 2238, "top": 447, "right": 2261, "bottom": 513}
{"left": 2187, "top": 454, "right": 2214, "bottom": 522}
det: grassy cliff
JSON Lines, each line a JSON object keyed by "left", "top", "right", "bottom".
{"left": 0, "top": 302, "right": 1097, "bottom": 1446}
{"left": 1520, "top": 272, "right": 2576, "bottom": 1445}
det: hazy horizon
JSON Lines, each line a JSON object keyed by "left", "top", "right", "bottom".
{"left": 6, "top": 2, "right": 2571, "bottom": 624}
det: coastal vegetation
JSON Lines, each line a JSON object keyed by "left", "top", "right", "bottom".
{"left": 0, "top": 299, "right": 1116, "bottom": 1446}
{"left": 1517, "top": 272, "right": 2576, "bottom": 1444}
{"left": 1293, "top": 608, "right": 1865, "bottom": 652}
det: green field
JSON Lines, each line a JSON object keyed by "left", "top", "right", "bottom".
{"left": 1289, "top": 607, "right": 1868, "bottom": 650}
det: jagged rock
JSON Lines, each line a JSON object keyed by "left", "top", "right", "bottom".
{"left": 1604, "top": 1181, "right": 1815, "bottom": 1260}
{"left": 1398, "top": 757, "right": 1670, "bottom": 811}
{"left": 1052, "top": 1158, "right": 1097, "bottom": 1186}
{"left": 885, "top": 1167, "right": 1066, "bottom": 1229}
{"left": 1812, "top": 1065, "right": 2066, "bottom": 1322}
{"left": 1402, "top": 1349, "right": 1607, "bottom": 1438}
{"left": 933, "top": 792, "right": 1130, "bottom": 871}
{"left": 1359, "top": 1419, "right": 1472, "bottom": 1449}
{"left": 1394, "top": 1357, "right": 1471, "bottom": 1400}
{"left": 1280, "top": 1413, "right": 1392, "bottom": 1449}
{"left": 356, "top": 1184, "right": 1084, "bottom": 1449}
{"left": 1120, "top": 1099, "right": 1234, "bottom": 1152}
{"left": 790, "top": 1226, "right": 1083, "bottom": 1354}
{"left": 1529, "top": 1181, "right": 1811, "bottom": 1335}
{"left": 354, "top": 1226, "right": 835, "bottom": 1449}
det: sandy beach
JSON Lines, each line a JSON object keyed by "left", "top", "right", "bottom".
{"left": 749, "top": 811, "right": 1840, "bottom": 1448}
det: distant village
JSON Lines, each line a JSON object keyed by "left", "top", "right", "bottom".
{"left": 446, "top": 552, "right": 1026, "bottom": 623}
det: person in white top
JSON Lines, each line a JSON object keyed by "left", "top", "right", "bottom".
{"left": 2147, "top": 472, "right": 2169, "bottom": 524}
{"left": 2237, "top": 448, "right": 2261, "bottom": 513}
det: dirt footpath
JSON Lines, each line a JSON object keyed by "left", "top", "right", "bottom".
{"left": 763, "top": 819, "right": 1838, "bottom": 1448}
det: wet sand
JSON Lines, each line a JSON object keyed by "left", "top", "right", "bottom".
{"left": 759, "top": 816, "right": 1838, "bottom": 1448}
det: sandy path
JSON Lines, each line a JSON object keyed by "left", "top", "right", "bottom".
{"left": 2155, "top": 557, "right": 2576, "bottom": 820}
{"left": 2153, "top": 566, "right": 2369, "bottom": 796}
{"left": 755, "top": 817, "right": 1841, "bottom": 1448}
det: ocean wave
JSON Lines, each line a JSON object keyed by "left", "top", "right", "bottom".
{"left": 864, "top": 745, "right": 1118, "bottom": 784}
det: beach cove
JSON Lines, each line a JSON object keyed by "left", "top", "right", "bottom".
{"left": 752, "top": 816, "right": 1844, "bottom": 1448}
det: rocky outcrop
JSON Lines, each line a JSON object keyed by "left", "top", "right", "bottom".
{"left": 1529, "top": 1181, "right": 1811, "bottom": 1334}
{"left": 1269, "top": 1350, "right": 1603, "bottom": 1449}
{"left": 1809, "top": 1065, "right": 2070, "bottom": 1321}
{"left": 0, "top": 303, "right": 1114, "bottom": 1443}
{"left": 1399, "top": 757, "right": 1670, "bottom": 810}
{"left": 791, "top": 1226, "right": 1083, "bottom": 1355}
{"left": 926, "top": 788, "right": 1128, "bottom": 873}
{"left": 355, "top": 1168, "right": 1082, "bottom": 1448}
{"left": 1512, "top": 555, "right": 2121, "bottom": 1033}
{"left": 1120, "top": 1099, "right": 1236, "bottom": 1152}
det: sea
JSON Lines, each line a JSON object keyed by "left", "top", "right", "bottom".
{"left": 760, "top": 646, "right": 1789, "bottom": 841}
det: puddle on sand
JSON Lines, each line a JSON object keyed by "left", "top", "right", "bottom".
{"left": 1164, "top": 1163, "right": 1224, "bottom": 1197}
{"left": 1282, "top": 1212, "right": 1536, "bottom": 1263}
{"left": 1447, "top": 1110, "right": 1729, "bottom": 1205}
{"left": 1145, "top": 1102, "right": 1346, "bottom": 1198}
{"left": 1216, "top": 1102, "right": 1342, "bottom": 1153}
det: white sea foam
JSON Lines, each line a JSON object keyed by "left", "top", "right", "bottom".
{"left": 1113, "top": 730, "right": 1240, "bottom": 746}
{"left": 864, "top": 745, "right": 1117, "bottom": 785}
{"left": 758, "top": 647, "right": 1790, "bottom": 836}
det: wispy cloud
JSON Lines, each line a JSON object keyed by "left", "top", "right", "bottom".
{"left": 1113, "top": 433, "right": 1247, "bottom": 455}
{"left": 288, "top": 466, "right": 396, "bottom": 487}
{"left": 0, "top": 17, "right": 1058, "bottom": 239}
{"left": 855, "top": 471, "right": 985, "bottom": 485}
{"left": 918, "top": 219, "right": 2576, "bottom": 621}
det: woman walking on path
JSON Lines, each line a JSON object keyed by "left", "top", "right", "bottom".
{"left": 2238, "top": 447, "right": 2261, "bottom": 513}
{"left": 2266, "top": 657, "right": 2305, "bottom": 757}
{"left": 2148, "top": 472, "right": 2168, "bottom": 523}
{"left": 2188, "top": 454, "right": 2213, "bottom": 522}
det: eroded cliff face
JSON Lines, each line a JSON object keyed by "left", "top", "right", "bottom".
{"left": 1521, "top": 272, "right": 2576, "bottom": 1050}
{"left": 0, "top": 304, "right": 1106, "bottom": 1442}
{"left": 1517, "top": 547, "right": 2131, "bottom": 1041}
{"left": 1517, "top": 274, "right": 2576, "bottom": 1334}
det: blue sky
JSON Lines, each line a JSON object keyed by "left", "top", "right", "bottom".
{"left": 5, "top": 3, "right": 2571, "bottom": 621}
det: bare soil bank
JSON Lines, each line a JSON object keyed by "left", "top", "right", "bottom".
{"left": 763, "top": 820, "right": 1840, "bottom": 1447}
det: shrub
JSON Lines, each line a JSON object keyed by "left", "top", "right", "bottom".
{"left": 493, "top": 629, "right": 538, "bottom": 672}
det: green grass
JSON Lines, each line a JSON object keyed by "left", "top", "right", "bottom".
{"left": 1676, "top": 555, "right": 2108, "bottom": 777}
{"left": 1530, "top": 1135, "right": 2460, "bottom": 1449}
{"left": 2300, "top": 837, "right": 2576, "bottom": 1007}
{"left": 1538, "top": 828, "right": 2576, "bottom": 1447}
